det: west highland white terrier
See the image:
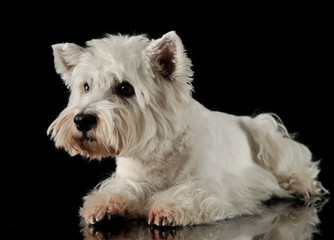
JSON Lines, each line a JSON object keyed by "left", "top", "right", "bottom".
{"left": 48, "top": 31, "right": 327, "bottom": 226}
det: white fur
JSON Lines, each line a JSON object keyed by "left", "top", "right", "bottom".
{"left": 47, "top": 31, "right": 327, "bottom": 226}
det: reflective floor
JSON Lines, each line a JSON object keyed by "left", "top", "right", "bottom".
{"left": 9, "top": 198, "right": 329, "bottom": 239}
{"left": 81, "top": 198, "right": 329, "bottom": 240}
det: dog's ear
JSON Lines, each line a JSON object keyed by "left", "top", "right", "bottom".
{"left": 146, "top": 31, "right": 193, "bottom": 82}
{"left": 52, "top": 43, "right": 84, "bottom": 86}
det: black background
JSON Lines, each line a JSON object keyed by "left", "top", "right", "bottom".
{"left": 4, "top": 3, "right": 333, "bottom": 239}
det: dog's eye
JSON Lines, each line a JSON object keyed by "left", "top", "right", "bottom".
{"left": 116, "top": 82, "right": 135, "bottom": 97}
{"left": 84, "top": 83, "right": 90, "bottom": 92}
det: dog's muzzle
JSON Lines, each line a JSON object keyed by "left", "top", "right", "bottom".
{"left": 74, "top": 113, "right": 97, "bottom": 132}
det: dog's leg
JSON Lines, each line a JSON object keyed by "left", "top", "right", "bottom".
{"left": 148, "top": 178, "right": 258, "bottom": 226}
{"left": 80, "top": 175, "right": 151, "bottom": 224}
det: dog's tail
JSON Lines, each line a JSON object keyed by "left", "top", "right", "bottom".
{"left": 248, "top": 113, "right": 328, "bottom": 198}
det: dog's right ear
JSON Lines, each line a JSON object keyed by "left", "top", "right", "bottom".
{"left": 52, "top": 43, "right": 84, "bottom": 87}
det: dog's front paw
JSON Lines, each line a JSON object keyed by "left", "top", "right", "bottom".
{"left": 80, "top": 193, "right": 129, "bottom": 224}
{"left": 148, "top": 205, "right": 181, "bottom": 227}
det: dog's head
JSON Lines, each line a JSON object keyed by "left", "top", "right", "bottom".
{"left": 47, "top": 31, "right": 193, "bottom": 159}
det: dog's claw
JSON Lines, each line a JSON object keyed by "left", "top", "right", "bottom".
{"left": 90, "top": 216, "right": 95, "bottom": 225}
{"left": 148, "top": 208, "right": 178, "bottom": 227}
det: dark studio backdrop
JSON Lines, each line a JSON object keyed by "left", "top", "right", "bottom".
{"left": 4, "top": 3, "right": 333, "bottom": 239}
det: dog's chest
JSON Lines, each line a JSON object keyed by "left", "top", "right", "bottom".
{"left": 116, "top": 133, "right": 193, "bottom": 189}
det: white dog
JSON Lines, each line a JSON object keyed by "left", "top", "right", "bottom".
{"left": 47, "top": 31, "right": 327, "bottom": 226}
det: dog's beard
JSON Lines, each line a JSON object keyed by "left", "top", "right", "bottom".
{"left": 47, "top": 108, "right": 121, "bottom": 160}
{"left": 47, "top": 97, "right": 186, "bottom": 160}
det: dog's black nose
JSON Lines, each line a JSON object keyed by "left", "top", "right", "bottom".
{"left": 74, "top": 113, "right": 97, "bottom": 132}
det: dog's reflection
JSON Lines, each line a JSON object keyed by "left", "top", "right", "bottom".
{"left": 82, "top": 198, "right": 327, "bottom": 240}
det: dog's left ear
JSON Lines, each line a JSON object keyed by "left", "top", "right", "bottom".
{"left": 146, "top": 31, "right": 193, "bottom": 83}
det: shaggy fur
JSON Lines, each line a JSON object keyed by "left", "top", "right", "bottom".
{"left": 47, "top": 31, "right": 327, "bottom": 226}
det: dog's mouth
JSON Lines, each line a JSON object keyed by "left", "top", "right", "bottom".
{"left": 80, "top": 133, "right": 96, "bottom": 143}
{"left": 71, "top": 132, "right": 119, "bottom": 159}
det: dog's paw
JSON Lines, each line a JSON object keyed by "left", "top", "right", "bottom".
{"left": 148, "top": 207, "right": 180, "bottom": 227}
{"left": 80, "top": 194, "right": 129, "bottom": 225}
